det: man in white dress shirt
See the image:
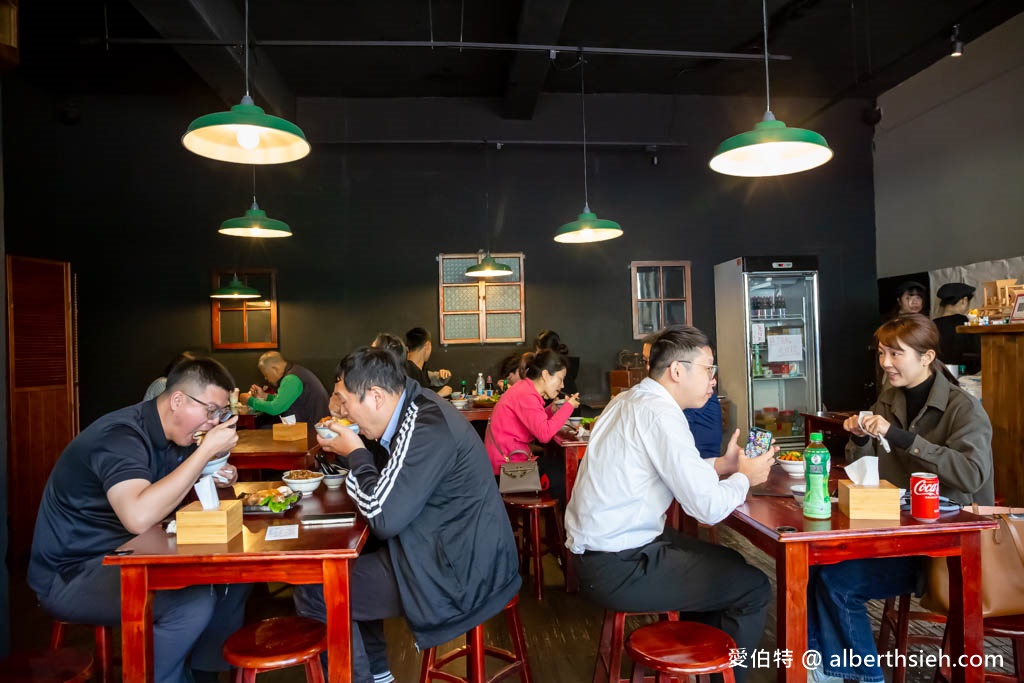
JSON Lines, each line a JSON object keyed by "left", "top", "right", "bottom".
{"left": 565, "top": 325, "right": 775, "bottom": 678}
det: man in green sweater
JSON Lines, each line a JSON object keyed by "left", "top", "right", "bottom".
{"left": 240, "top": 351, "right": 330, "bottom": 424}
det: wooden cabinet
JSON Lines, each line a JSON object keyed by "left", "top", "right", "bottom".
{"left": 609, "top": 368, "right": 645, "bottom": 396}
{"left": 958, "top": 323, "right": 1024, "bottom": 506}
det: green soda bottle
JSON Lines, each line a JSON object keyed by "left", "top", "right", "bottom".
{"left": 803, "top": 432, "right": 831, "bottom": 519}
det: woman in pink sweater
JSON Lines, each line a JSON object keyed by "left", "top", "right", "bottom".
{"left": 485, "top": 350, "right": 580, "bottom": 502}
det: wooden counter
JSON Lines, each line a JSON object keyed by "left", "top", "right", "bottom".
{"left": 958, "top": 323, "right": 1024, "bottom": 505}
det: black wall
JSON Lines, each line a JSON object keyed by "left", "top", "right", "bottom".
{"left": 3, "top": 77, "right": 880, "bottom": 426}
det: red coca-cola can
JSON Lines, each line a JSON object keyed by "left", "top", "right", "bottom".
{"left": 910, "top": 472, "right": 940, "bottom": 522}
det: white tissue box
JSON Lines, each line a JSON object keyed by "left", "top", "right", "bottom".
{"left": 838, "top": 480, "right": 901, "bottom": 520}
{"left": 175, "top": 499, "right": 242, "bottom": 544}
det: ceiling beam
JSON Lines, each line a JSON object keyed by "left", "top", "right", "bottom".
{"left": 503, "top": 0, "right": 573, "bottom": 120}
{"left": 128, "top": 0, "right": 296, "bottom": 118}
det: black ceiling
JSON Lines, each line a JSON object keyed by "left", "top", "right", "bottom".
{"left": 15, "top": 0, "right": 1024, "bottom": 119}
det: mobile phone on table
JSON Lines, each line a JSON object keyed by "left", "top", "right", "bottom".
{"left": 745, "top": 427, "right": 773, "bottom": 458}
{"left": 300, "top": 512, "right": 356, "bottom": 526}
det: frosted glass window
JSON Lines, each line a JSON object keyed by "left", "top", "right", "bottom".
{"left": 438, "top": 253, "right": 525, "bottom": 344}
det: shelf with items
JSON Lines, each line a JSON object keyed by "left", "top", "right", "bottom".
{"left": 749, "top": 315, "right": 805, "bottom": 324}
{"left": 752, "top": 375, "right": 807, "bottom": 381}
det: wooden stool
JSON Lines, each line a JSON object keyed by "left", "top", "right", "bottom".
{"left": 973, "top": 614, "right": 1024, "bottom": 683}
{"left": 50, "top": 620, "right": 114, "bottom": 683}
{"left": 419, "top": 596, "right": 531, "bottom": 683}
{"left": 626, "top": 621, "right": 737, "bottom": 683}
{"left": 0, "top": 647, "right": 94, "bottom": 682}
{"left": 503, "top": 493, "right": 567, "bottom": 600}
{"left": 222, "top": 616, "right": 326, "bottom": 683}
{"left": 593, "top": 610, "right": 679, "bottom": 683}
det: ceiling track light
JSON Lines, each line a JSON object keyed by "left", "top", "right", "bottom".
{"left": 554, "top": 54, "right": 623, "bottom": 244}
{"left": 709, "top": 0, "right": 833, "bottom": 177}
{"left": 182, "top": 0, "right": 310, "bottom": 164}
{"left": 950, "top": 24, "right": 964, "bottom": 58}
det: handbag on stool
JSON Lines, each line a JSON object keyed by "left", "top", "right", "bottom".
{"left": 486, "top": 421, "right": 542, "bottom": 494}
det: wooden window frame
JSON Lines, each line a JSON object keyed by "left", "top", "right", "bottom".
{"left": 438, "top": 252, "right": 525, "bottom": 345}
{"left": 630, "top": 260, "right": 693, "bottom": 340}
{"left": 211, "top": 268, "right": 279, "bottom": 350}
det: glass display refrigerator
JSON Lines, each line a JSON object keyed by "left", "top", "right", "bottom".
{"left": 714, "top": 256, "right": 822, "bottom": 449}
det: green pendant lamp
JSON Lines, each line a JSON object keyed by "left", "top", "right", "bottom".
{"left": 219, "top": 200, "right": 292, "bottom": 238}
{"left": 554, "top": 56, "right": 623, "bottom": 244}
{"left": 210, "top": 273, "right": 261, "bottom": 299}
{"left": 182, "top": 0, "right": 310, "bottom": 165}
{"left": 709, "top": 0, "right": 832, "bottom": 177}
{"left": 466, "top": 252, "right": 513, "bottom": 278}
{"left": 219, "top": 167, "right": 293, "bottom": 238}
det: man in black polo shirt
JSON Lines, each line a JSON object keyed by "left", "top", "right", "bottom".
{"left": 29, "top": 358, "right": 249, "bottom": 683}
{"left": 404, "top": 327, "right": 453, "bottom": 397}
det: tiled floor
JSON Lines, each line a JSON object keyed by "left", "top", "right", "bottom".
{"left": 7, "top": 525, "right": 1018, "bottom": 681}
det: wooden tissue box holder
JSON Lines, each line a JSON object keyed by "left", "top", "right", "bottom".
{"left": 176, "top": 499, "right": 242, "bottom": 544}
{"left": 272, "top": 422, "right": 308, "bottom": 441}
{"left": 838, "top": 479, "right": 901, "bottom": 519}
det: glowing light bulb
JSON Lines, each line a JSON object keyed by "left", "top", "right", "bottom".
{"left": 236, "top": 127, "right": 261, "bottom": 149}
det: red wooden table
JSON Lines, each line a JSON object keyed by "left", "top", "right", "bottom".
{"left": 799, "top": 411, "right": 855, "bottom": 446}
{"left": 104, "top": 482, "right": 368, "bottom": 683}
{"left": 230, "top": 429, "right": 318, "bottom": 471}
{"left": 727, "top": 466, "right": 996, "bottom": 683}
{"left": 454, "top": 404, "right": 494, "bottom": 422}
{"left": 554, "top": 427, "right": 588, "bottom": 504}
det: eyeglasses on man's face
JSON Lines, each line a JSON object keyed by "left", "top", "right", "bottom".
{"left": 676, "top": 359, "right": 718, "bottom": 378}
{"left": 184, "top": 392, "right": 233, "bottom": 423}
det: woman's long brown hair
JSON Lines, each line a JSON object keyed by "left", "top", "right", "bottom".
{"left": 874, "top": 313, "right": 959, "bottom": 385}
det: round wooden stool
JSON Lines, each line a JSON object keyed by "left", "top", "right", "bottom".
{"left": 502, "top": 493, "right": 566, "bottom": 600}
{"left": 625, "top": 621, "right": 736, "bottom": 683}
{"left": 593, "top": 610, "right": 679, "bottom": 683}
{"left": 419, "top": 595, "right": 532, "bottom": 683}
{"left": 0, "top": 647, "right": 94, "bottom": 682}
{"left": 222, "top": 616, "right": 327, "bottom": 683}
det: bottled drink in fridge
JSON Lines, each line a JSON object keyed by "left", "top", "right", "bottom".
{"left": 803, "top": 432, "right": 831, "bottom": 519}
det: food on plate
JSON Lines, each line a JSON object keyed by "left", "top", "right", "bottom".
{"left": 778, "top": 451, "right": 803, "bottom": 462}
{"left": 579, "top": 417, "right": 596, "bottom": 428}
{"left": 283, "top": 469, "right": 321, "bottom": 480}
{"left": 243, "top": 485, "right": 298, "bottom": 512}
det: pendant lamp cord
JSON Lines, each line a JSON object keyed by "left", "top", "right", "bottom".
{"left": 252, "top": 166, "right": 257, "bottom": 205}
{"left": 580, "top": 52, "right": 589, "bottom": 208}
{"left": 244, "top": 0, "right": 250, "bottom": 97}
{"left": 484, "top": 147, "right": 491, "bottom": 253}
{"left": 762, "top": 0, "right": 771, "bottom": 114}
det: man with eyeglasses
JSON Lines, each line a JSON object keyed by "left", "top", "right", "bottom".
{"left": 29, "top": 357, "right": 251, "bottom": 683}
{"left": 643, "top": 333, "right": 723, "bottom": 460}
{"left": 565, "top": 325, "right": 775, "bottom": 682}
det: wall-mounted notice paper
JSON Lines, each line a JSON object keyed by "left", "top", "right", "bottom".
{"left": 264, "top": 525, "right": 299, "bottom": 541}
{"left": 767, "top": 332, "right": 803, "bottom": 362}
{"left": 751, "top": 323, "right": 766, "bottom": 345}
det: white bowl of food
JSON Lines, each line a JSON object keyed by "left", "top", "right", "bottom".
{"left": 568, "top": 417, "right": 583, "bottom": 428}
{"left": 315, "top": 417, "right": 359, "bottom": 439}
{"left": 201, "top": 453, "right": 230, "bottom": 477}
{"left": 282, "top": 469, "right": 324, "bottom": 494}
{"left": 776, "top": 452, "right": 805, "bottom": 478}
{"left": 323, "top": 471, "right": 348, "bottom": 489}
{"left": 451, "top": 399, "right": 469, "bottom": 410}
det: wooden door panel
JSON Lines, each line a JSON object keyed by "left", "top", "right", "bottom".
{"left": 6, "top": 255, "right": 76, "bottom": 562}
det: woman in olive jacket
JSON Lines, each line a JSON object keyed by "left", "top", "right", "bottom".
{"left": 807, "top": 314, "right": 993, "bottom": 683}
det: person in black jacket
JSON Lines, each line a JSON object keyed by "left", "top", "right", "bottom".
{"left": 933, "top": 282, "right": 980, "bottom": 374}
{"left": 294, "top": 347, "right": 521, "bottom": 683}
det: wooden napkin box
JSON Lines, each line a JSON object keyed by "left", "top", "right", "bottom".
{"left": 176, "top": 499, "right": 242, "bottom": 544}
{"left": 272, "top": 422, "right": 308, "bottom": 441}
{"left": 838, "top": 479, "right": 901, "bottom": 519}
